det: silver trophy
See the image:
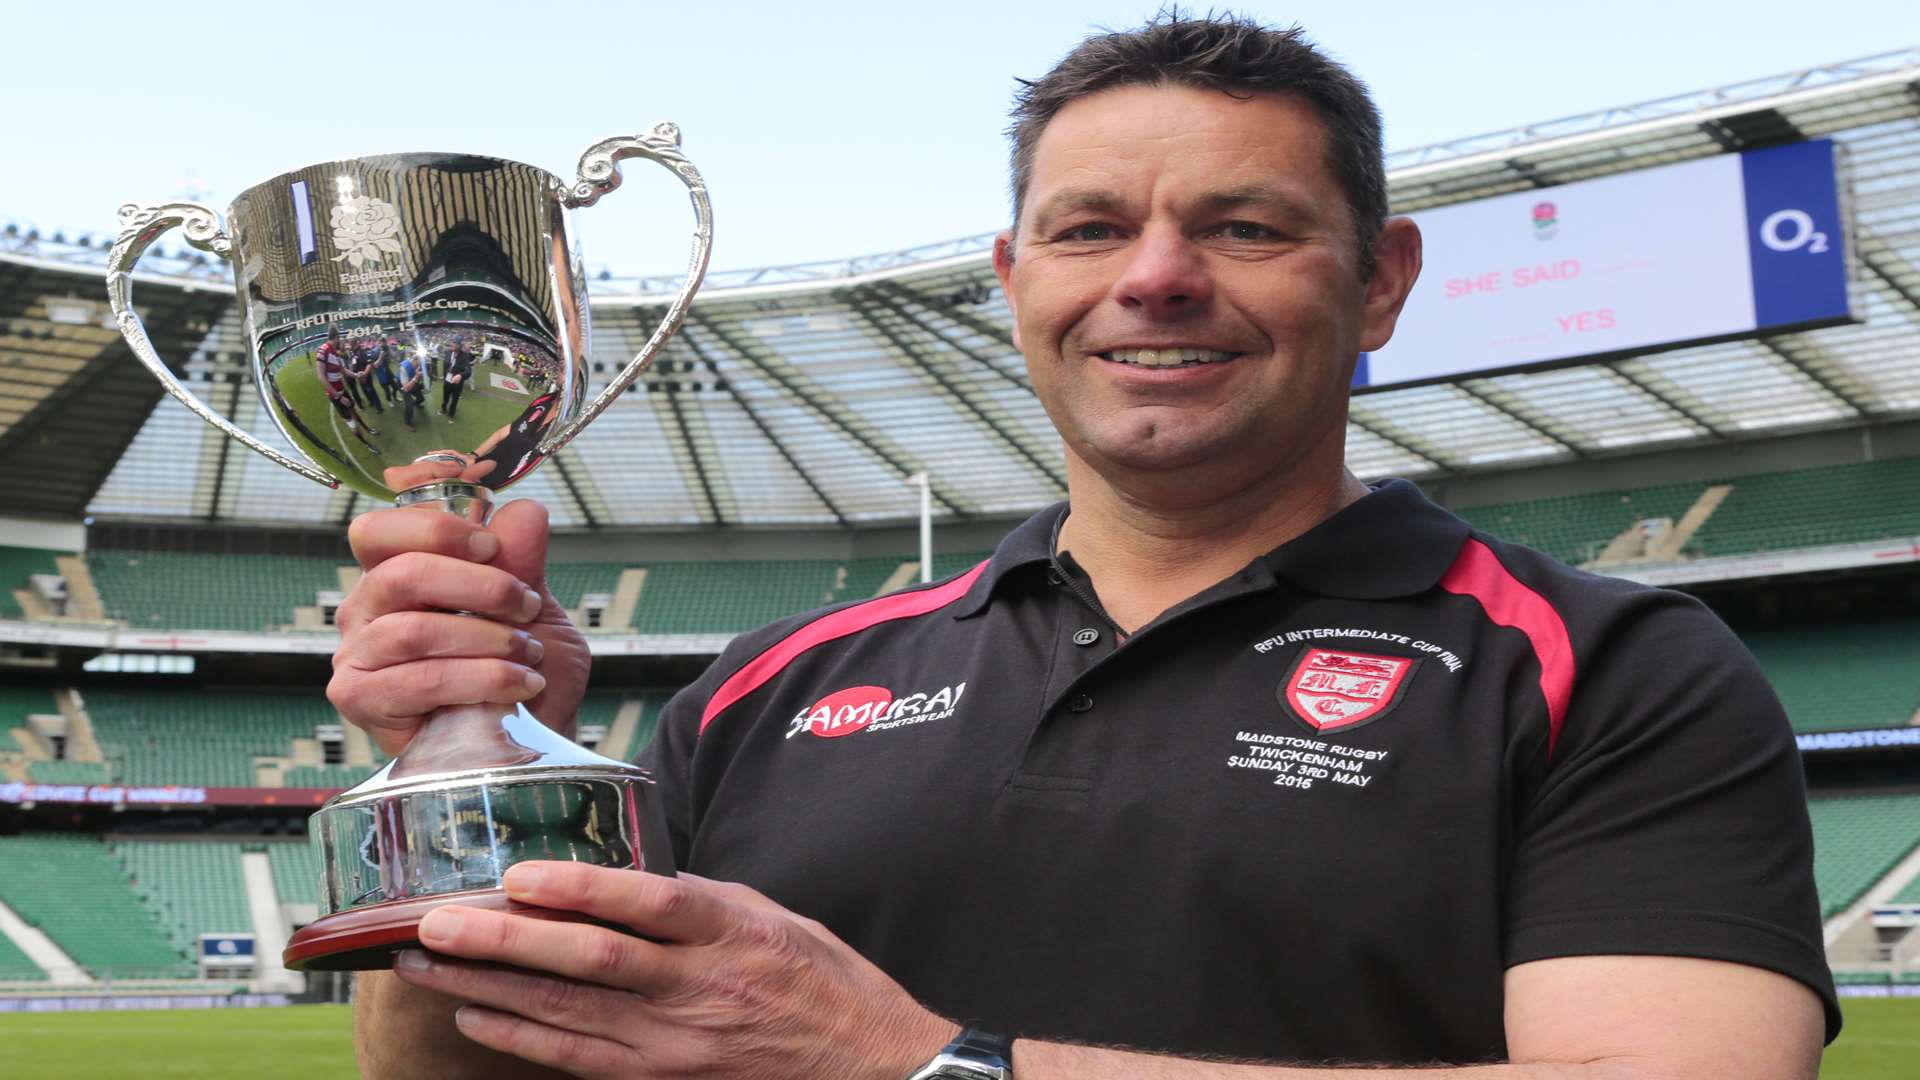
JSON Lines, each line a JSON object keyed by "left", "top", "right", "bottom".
{"left": 105, "top": 127, "right": 712, "bottom": 971}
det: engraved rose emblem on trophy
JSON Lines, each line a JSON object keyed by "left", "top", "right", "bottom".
{"left": 330, "top": 194, "right": 404, "bottom": 268}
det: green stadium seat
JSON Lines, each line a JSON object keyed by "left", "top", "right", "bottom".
{"left": 0, "top": 545, "right": 68, "bottom": 620}
{"left": 1810, "top": 792, "right": 1920, "bottom": 920}
{"left": 83, "top": 689, "right": 339, "bottom": 787}
{"left": 630, "top": 560, "right": 842, "bottom": 634}
{"left": 1689, "top": 458, "right": 1920, "bottom": 557}
{"left": 112, "top": 840, "right": 254, "bottom": 959}
{"left": 0, "top": 922, "right": 46, "bottom": 981}
{"left": 266, "top": 841, "right": 324, "bottom": 908}
{"left": 87, "top": 550, "right": 342, "bottom": 632}
{"left": 1452, "top": 483, "right": 1704, "bottom": 566}
{"left": 0, "top": 833, "right": 184, "bottom": 978}
{"left": 284, "top": 764, "right": 379, "bottom": 788}
{"left": 26, "top": 760, "right": 110, "bottom": 784}
{"left": 1742, "top": 618, "right": 1920, "bottom": 732}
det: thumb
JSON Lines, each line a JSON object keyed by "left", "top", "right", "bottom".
{"left": 484, "top": 498, "right": 551, "bottom": 596}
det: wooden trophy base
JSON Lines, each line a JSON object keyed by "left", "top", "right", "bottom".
{"left": 283, "top": 890, "right": 602, "bottom": 972}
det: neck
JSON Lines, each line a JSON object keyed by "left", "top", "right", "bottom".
{"left": 1056, "top": 450, "right": 1368, "bottom": 633}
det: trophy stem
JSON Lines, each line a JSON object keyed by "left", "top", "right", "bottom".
{"left": 395, "top": 475, "right": 493, "bottom": 525}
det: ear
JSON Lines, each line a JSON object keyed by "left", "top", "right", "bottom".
{"left": 1357, "top": 217, "right": 1422, "bottom": 354}
{"left": 992, "top": 230, "right": 1024, "bottom": 354}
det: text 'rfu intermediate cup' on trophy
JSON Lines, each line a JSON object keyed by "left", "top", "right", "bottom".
{"left": 105, "top": 127, "right": 712, "bottom": 971}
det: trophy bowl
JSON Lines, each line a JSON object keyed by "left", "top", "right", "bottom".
{"left": 105, "top": 127, "right": 712, "bottom": 971}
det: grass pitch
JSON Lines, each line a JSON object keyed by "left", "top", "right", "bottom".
{"left": 0, "top": 1005, "right": 354, "bottom": 1079}
{"left": 0, "top": 998, "right": 1912, "bottom": 1077}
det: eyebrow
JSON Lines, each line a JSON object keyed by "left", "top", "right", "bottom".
{"left": 1192, "top": 185, "right": 1320, "bottom": 223}
{"left": 1027, "top": 184, "right": 1322, "bottom": 230}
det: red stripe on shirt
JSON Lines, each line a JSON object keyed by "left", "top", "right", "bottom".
{"left": 699, "top": 561, "right": 991, "bottom": 737}
{"left": 1437, "top": 539, "right": 1575, "bottom": 756}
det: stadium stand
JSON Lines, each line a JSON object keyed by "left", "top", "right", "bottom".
{"left": 1744, "top": 619, "right": 1920, "bottom": 732}
{"left": 283, "top": 764, "right": 378, "bottom": 788}
{"left": 546, "top": 562, "right": 629, "bottom": 611}
{"left": 25, "top": 760, "right": 110, "bottom": 784}
{"left": 1895, "top": 872, "right": 1920, "bottom": 905}
{"left": 86, "top": 549, "right": 340, "bottom": 632}
{"left": 1453, "top": 483, "right": 1704, "bottom": 566}
{"left": 1809, "top": 792, "right": 1920, "bottom": 919}
{"left": 1453, "top": 457, "right": 1920, "bottom": 567}
{"left": 113, "top": 840, "right": 254, "bottom": 959}
{"left": 0, "top": 545, "right": 67, "bottom": 619}
{"left": 84, "top": 689, "right": 341, "bottom": 787}
{"left": 0, "top": 834, "right": 184, "bottom": 978}
{"left": 0, "top": 928, "right": 44, "bottom": 982}
{"left": 1688, "top": 458, "right": 1920, "bottom": 558}
{"left": 266, "top": 841, "right": 323, "bottom": 908}
{"left": 630, "top": 559, "right": 841, "bottom": 634}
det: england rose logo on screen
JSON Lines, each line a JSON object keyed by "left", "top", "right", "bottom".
{"left": 330, "top": 195, "right": 404, "bottom": 268}
{"left": 1531, "top": 201, "right": 1558, "bottom": 241}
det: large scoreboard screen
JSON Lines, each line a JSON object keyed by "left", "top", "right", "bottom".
{"left": 1357, "top": 139, "right": 1853, "bottom": 389}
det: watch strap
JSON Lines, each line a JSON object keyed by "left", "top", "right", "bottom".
{"left": 950, "top": 1027, "right": 1014, "bottom": 1065}
{"left": 905, "top": 1025, "right": 1014, "bottom": 1079}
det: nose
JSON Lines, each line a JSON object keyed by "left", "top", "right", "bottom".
{"left": 1111, "top": 225, "right": 1213, "bottom": 317}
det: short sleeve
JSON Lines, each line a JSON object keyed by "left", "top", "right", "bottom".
{"left": 1502, "top": 593, "right": 1841, "bottom": 1042}
{"left": 633, "top": 680, "right": 706, "bottom": 870}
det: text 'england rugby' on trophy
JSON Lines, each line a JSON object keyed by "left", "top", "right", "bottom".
{"left": 104, "top": 127, "right": 712, "bottom": 971}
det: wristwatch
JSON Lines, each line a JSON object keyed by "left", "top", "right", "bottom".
{"left": 904, "top": 1026, "right": 1014, "bottom": 1080}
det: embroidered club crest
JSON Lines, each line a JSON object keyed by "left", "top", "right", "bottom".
{"left": 1280, "top": 648, "right": 1419, "bottom": 735}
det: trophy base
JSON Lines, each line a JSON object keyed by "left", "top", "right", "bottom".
{"left": 284, "top": 889, "right": 614, "bottom": 971}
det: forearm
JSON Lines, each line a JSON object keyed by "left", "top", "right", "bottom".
{"left": 353, "top": 970, "right": 572, "bottom": 1080}
{"left": 1015, "top": 1043, "right": 1649, "bottom": 1080}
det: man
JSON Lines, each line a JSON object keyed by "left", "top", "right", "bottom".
{"left": 328, "top": 13, "right": 1835, "bottom": 1079}
{"left": 348, "top": 340, "right": 385, "bottom": 414}
{"left": 442, "top": 336, "right": 474, "bottom": 419}
{"left": 315, "top": 331, "right": 381, "bottom": 452}
{"left": 375, "top": 337, "right": 403, "bottom": 404}
{"left": 397, "top": 348, "right": 428, "bottom": 430}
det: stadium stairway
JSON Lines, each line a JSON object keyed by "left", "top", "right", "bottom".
{"left": 0, "top": 897, "right": 86, "bottom": 985}
{"left": 239, "top": 850, "right": 299, "bottom": 991}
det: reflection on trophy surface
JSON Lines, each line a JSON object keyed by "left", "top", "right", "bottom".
{"left": 234, "top": 153, "right": 590, "bottom": 501}
{"left": 105, "top": 127, "right": 712, "bottom": 971}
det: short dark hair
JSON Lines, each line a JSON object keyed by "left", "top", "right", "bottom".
{"left": 1007, "top": 10, "right": 1387, "bottom": 279}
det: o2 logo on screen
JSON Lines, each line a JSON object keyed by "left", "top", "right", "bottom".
{"left": 1760, "top": 209, "right": 1829, "bottom": 255}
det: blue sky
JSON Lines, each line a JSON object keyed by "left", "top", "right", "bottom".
{"left": 1, "top": 0, "right": 1912, "bottom": 276}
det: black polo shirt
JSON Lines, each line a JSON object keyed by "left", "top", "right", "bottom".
{"left": 637, "top": 479, "right": 1839, "bottom": 1065}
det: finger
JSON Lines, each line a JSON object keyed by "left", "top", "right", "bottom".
{"left": 344, "top": 611, "right": 546, "bottom": 672}
{"left": 348, "top": 504, "right": 499, "bottom": 572}
{"left": 451, "top": 1003, "right": 634, "bottom": 1080}
{"left": 501, "top": 863, "right": 737, "bottom": 945}
{"left": 482, "top": 500, "right": 555, "bottom": 601}
{"left": 327, "top": 658, "right": 546, "bottom": 753}
{"left": 336, "top": 551, "right": 543, "bottom": 634}
{"left": 392, "top": 949, "right": 647, "bottom": 1041}
{"left": 413, "top": 903, "right": 691, "bottom": 998}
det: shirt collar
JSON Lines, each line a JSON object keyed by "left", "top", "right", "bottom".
{"left": 1263, "top": 479, "right": 1469, "bottom": 599}
{"left": 951, "top": 478, "right": 1469, "bottom": 617}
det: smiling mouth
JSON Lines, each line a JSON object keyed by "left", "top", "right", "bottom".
{"left": 1098, "top": 348, "right": 1240, "bottom": 368}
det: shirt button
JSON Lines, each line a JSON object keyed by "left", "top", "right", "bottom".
{"left": 1072, "top": 627, "right": 1100, "bottom": 646}
{"left": 1067, "top": 693, "right": 1094, "bottom": 713}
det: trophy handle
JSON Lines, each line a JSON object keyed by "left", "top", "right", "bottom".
{"left": 104, "top": 202, "right": 338, "bottom": 489}
{"left": 541, "top": 123, "right": 714, "bottom": 457}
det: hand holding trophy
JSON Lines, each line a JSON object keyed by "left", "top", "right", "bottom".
{"left": 105, "top": 128, "right": 713, "bottom": 971}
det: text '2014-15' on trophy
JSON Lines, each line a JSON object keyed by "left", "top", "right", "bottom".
{"left": 105, "top": 126, "right": 713, "bottom": 971}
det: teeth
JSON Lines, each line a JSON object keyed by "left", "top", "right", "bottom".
{"left": 1104, "top": 348, "right": 1235, "bottom": 367}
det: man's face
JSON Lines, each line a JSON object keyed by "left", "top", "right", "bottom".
{"left": 995, "top": 84, "right": 1416, "bottom": 488}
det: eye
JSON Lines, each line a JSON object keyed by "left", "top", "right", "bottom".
{"left": 1060, "top": 222, "right": 1119, "bottom": 243}
{"left": 1214, "top": 221, "right": 1280, "bottom": 241}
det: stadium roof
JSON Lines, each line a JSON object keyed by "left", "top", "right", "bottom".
{"left": 3, "top": 48, "right": 1918, "bottom": 530}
